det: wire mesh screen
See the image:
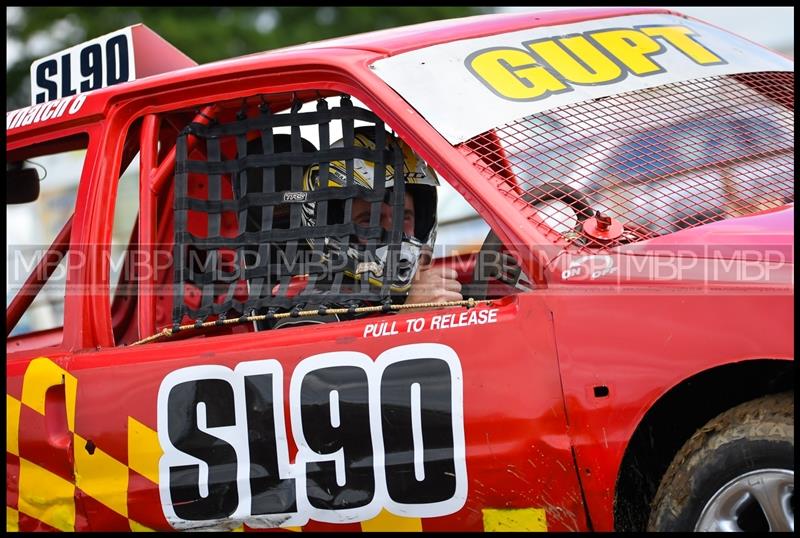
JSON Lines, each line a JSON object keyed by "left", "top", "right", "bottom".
{"left": 462, "top": 72, "right": 794, "bottom": 251}
{"left": 173, "top": 96, "right": 408, "bottom": 325}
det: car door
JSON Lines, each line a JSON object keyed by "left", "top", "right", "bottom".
{"left": 64, "top": 76, "right": 590, "bottom": 532}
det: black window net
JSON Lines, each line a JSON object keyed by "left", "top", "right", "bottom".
{"left": 173, "top": 95, "right": 409, "bottom": 325}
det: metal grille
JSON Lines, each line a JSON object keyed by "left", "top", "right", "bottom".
{"left": 460, "top": 72, "right": 794, "bottom": 251}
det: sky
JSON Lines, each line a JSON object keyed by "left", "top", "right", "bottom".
{"left": 495, "top": 7, "right": 794, "bottom": 54}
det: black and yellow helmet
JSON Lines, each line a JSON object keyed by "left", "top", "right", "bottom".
{"left": 301, "top": 127, "right": 439, "bottom": 293}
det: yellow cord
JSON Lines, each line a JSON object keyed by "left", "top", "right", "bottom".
{"left": 130, "top": 297, "right": 485, "bottom": 346}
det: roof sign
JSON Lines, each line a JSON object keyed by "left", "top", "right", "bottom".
{"left": 30, "top": 24, "right": 196, "bottom": 106}
{"left": 371, "top": 14, "right": 794, "bottom": 144}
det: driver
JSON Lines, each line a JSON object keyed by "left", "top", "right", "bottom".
{"left": 266, "top": 127, "right": 462, "bottom": 329}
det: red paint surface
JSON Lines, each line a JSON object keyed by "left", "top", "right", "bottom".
{"left": 7, "top": 7, "right": 793, "bottom": 532}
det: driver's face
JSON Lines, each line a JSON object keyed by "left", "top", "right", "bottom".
{"left": 351, "top": 192, "right": 415, "bottom": 241}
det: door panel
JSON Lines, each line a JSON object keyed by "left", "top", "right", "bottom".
{"left": 65, "top": 293, "right": 588, "bottom": 531}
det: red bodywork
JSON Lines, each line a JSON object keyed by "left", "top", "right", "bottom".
{"left": 6, "top": 8, "right": 793, "bottom": 532}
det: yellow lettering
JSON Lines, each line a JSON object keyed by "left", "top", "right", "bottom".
{"left": 589, "top": 29, "right": 664, "bottom": 76}
{"left": 468, "top": 48, "right": 567, "bottom": 101}
{"left": 527, "top": 36, "right": 623, "bottom": 85}
{"left": 641, "top": 25, "right": 724, "bottom": 65}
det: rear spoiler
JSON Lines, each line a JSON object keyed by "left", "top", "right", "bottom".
{"left": 30, "top": 24, "right": 197, "bottom": 106}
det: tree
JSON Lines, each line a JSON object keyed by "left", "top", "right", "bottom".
{"left": 6, "top": 6, "right": 488, "bottom": 110}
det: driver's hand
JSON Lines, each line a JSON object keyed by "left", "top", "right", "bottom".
{"left": 405, "top": 263, "right": 463, "bottom": 306}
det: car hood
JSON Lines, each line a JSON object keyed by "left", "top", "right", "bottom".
{"left": 615, "top": 204, "right": 793, "bottom": 264}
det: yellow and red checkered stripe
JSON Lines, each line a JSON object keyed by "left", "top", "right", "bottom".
{"left": 6, "top": 357, "right": 162, "bottom": 532}
{"left": 7, "top": 357, "right": 549, "bottom": 532}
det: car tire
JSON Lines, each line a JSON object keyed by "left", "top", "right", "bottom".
{"left": 647, "top": 391, "right": 794, "bottom": 532}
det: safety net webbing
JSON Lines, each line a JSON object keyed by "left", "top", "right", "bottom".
{"left": 172, "top": 96, "right": 406, "bottom": 325}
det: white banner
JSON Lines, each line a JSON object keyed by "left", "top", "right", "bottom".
{"left": 371, "top": 14, "right": 794, "bottom": 144}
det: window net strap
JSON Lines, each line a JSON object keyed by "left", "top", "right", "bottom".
{"left": 173, "top": 95, "right": 405, "bottom": 325}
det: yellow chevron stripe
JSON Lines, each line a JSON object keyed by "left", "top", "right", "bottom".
{"left": 129, "top": 519, "right": 156, "bottom": 531}
{"left": 127, "top": 417, "right": 162, "bottom": 484}
{"left": 20, "top": 357, "right": 77, "bottom": 432}
{"left": 7, "top": 507, "right": 19, "bottom": 532}
{"left": 65, "top": 370, "right": 77, "bottom": 432}
{"left": 7, "top": 395, "right": 20, "bottom": 456}
{"left": 18, "top": 458, "right": 75, "bottom": 532}
{"left": 21, "top": 357, "right": 63, "bottom": 414}
{"left": 360, "top": 509, "right": 423, "bottom": 532}
{"left": 482, "top": 508, "right": 548, "bottom": 532}
{"left": 73, "top": 433, "right": 129, "bottom": 517}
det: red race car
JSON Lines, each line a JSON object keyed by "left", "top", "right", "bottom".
{"left": 6, "top": 7, "right": 794, "bottom": 532}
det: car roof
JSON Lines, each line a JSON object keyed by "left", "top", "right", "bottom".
{"left": 7, "top": 7, "right": 674, "bottom": 139}
{"left": 262, "top": 7, "right": 672, "bottom": 56}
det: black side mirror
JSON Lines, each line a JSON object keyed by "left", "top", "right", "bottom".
{"left": 7, "top": 167, "right": 40, "bottom": 204}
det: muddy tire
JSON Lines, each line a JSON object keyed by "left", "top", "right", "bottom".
{"left": 648, "top": 392, "right": 794, "bottom": 532}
